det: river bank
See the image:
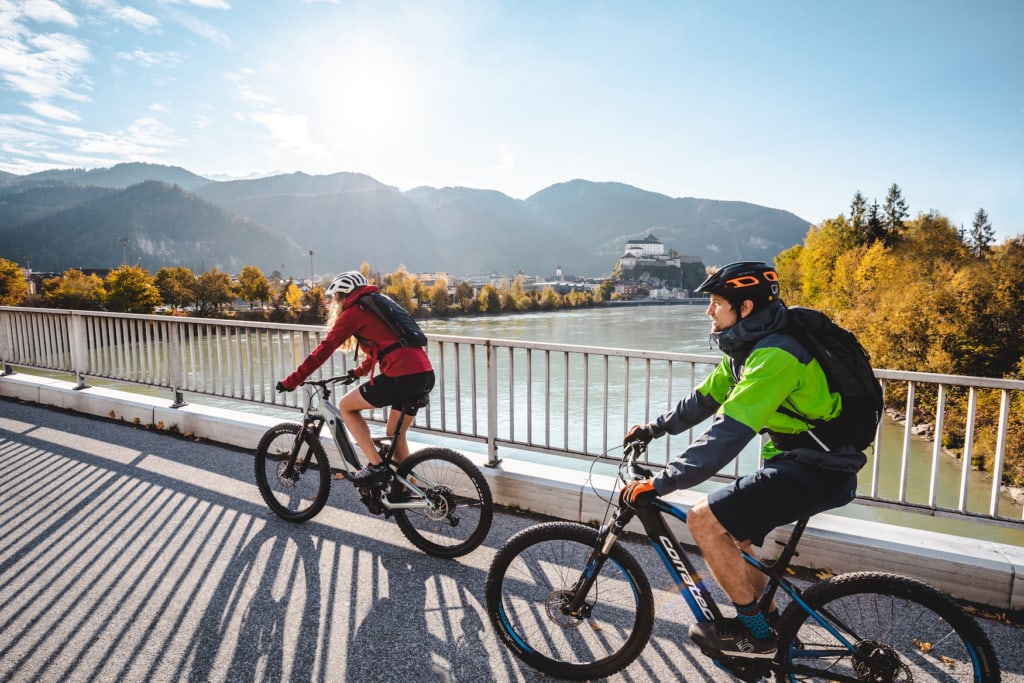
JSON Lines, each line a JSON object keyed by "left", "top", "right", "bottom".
{"left": 886, "top": 407, "right": 1023, "bottom": 509}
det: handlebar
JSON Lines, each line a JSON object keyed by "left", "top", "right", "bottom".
{"left": 290, "top": 374, "right": 360, "bottom": 402}
{"left": 621, "top": 440, "right": 654, "bottom": 483}
{"left": 300, "top": 374, "right": 359, "bottom": 390}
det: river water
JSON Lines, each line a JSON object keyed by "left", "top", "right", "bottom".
{"left": 419, "top": 304, "right": 1023, "bottom": 545}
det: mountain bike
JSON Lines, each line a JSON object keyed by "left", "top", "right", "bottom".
{"left": 254, "top": 374, "right": 493, "bottom": 559}
{"left": 485, "top": 441, "right": 1000, "bottom": 681}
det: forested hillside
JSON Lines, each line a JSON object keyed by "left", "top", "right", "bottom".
{"left": 776, "top": 192, "right": 1022, "bottom": 486}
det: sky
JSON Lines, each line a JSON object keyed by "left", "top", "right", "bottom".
{"left": 1, "top": 0, "right": 1022, "bottom": 240}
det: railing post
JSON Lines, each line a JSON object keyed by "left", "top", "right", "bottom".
{"left": 169, "top": 321, "right": 187, "bottom": 408}
{"left": 69, "top": 312, "right": 91, "bottom": 389}
{"left": 486, "top": 340, "right": 499, "bottom": 466}
{"left": 0, "top": 310, "right": 13, "bottom": 375}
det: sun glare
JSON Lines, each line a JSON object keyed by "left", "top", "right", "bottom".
{"left": 313, "top": 42, "right": 422, "bottom": 141}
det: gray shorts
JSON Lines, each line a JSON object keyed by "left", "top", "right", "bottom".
{"left": 707, "top": 456, "right": 858, "bottom": 546}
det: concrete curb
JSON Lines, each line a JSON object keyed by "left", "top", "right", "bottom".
{"left": 2, "top": 372, "right": 1021, "bottom": 610}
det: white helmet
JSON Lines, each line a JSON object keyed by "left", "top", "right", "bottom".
{"left": 325, "top": 271, "right": 368, "bottom": 297}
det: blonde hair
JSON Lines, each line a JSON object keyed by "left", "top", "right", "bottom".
{"left": 326, "top": 293, "right": 357, "bottom": 353}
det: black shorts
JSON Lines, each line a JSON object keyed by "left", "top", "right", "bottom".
{"left": 358, "top": 371, "right": 435, "bottom": 415}
{"left": 707, "top": 456, "right": 858, "bottom": 547}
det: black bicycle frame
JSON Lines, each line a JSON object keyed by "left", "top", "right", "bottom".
{"left": 565, "top": 497, "right": 826, "bottom": 638}
{"left": 629, "top": 501, "right": 872, "bottom": 682}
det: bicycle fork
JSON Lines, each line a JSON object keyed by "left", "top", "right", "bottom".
{"left": 563, "top": 508, "right": 634, "bottom": 619}
{"left": 283, "top": 418, "right": 322, "bottom": 479}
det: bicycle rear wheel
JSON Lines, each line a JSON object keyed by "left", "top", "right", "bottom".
{"left": 775, "top": 571, "right": 1000, "bottom": 682}
{"left": 254, "top": 423, "right": 331, "bottom": 522}
{"left": 485, "top": 521, "right": 654, "bottom": 680}
{"left": 392, "top": 447, "right": 493, "bottom": 558}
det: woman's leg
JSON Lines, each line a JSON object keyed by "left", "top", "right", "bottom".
{"left": 385, "top": 408, "right": 415, "bottom": 463}
{"left": 339, "top": 387, "right": 381, "bottom": 465}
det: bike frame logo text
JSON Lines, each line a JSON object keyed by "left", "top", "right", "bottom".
{"left": 659, "top": 536, "right": 714, "bottom": 620}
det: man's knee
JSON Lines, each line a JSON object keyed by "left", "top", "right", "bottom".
{"left": 687, "top": 498, "right": 719, "bottom": 537}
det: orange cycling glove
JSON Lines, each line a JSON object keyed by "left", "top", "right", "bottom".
{"left": 619, "top": 479, "right": 657, "bottom": 508}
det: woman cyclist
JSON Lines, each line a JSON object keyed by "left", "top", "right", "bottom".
{"left": 276, "top": 271, "right": 435, "bottom": 483}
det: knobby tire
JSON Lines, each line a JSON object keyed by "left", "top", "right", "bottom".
{"left": 254, "top": 422, "right": 331, "bottom": 522}
{"left": 775, "top": 571, "right": 1000, "bottom": 682}
{"left": 485, "top": 522, "right": 655, "bottom": 680}
{"left": 393, "top": 447, "right": 493, "bottom": 558}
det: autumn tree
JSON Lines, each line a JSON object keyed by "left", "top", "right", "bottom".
{"left": 384, "top": 265, "right": 420, "bottom": 314}
{"left": 454, "top": 281, "right": 476, "bottom": 312}
{"left": 303, "top": 284, "right": 326, "bottom": 322}
{"left": 104, "top": 265, "right": 162, "bottom": 313}
{"left": 784, "top": 194, "right": 1023, "bottom": 485}
{"left": 537, "top": 286, "right": 562, "bottom": 310}
{"left": 477, "top": 284, "right": 501, "bottom": 313}
{"left": 155, "top": 266, "right": 196, "bottom": 311}
{"left": 42, "top": 269, "right": 106, "bottom": 310}
{"left": 428, "top": 277, "right": 450, "bottom": 316}
{"left": 0, "top": 258, "right": 28, "bottom": 306}
{"left": 284, "top": 281, "right": 304, "bottom": 319}
{"left": 505, "top": 274, "right": 532, "bottom": 311}
{"left": 194, "top": 268, "right": 235, "bottom": 316}
{"left": 236, "top": 265, "right": 270, "bottom": 310}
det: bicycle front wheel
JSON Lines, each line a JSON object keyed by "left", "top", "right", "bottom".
{"left": 775, "top": 571, "right": 1000, "bottom": 682}
{"left": 393, "top": 447, "right": 493, "bottom": 558}
{"left": 485, "top": 522, "right": 655, "bottom": 680}
{"left": 254, "top": 423, "right": 331, "bottom": 522}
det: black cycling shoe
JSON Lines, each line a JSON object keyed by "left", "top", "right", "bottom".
{"left": 348, "top": 462, "right": 389, "bottom": 483}
{"left": 688, "top": 618, "right": 777, "bottom": 659}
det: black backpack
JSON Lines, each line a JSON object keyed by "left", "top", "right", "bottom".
{"left": 777, "top": 306, "right": 884, "bottom": 452}
{"left": 359, "top": 292, "right": 428, "bottom": 358}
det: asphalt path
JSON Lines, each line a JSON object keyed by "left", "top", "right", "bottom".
{"left": 1, "top": 397, "right": 1021, "bottom": 682}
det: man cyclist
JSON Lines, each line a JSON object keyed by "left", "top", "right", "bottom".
{"left": 621, "top": 261, "right": 866, "bottom": 659}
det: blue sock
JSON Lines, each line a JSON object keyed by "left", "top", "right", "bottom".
{"left": 734, "top": 600, "right": 772, "bottom": 640}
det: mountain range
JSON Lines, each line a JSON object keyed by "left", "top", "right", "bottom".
{"left": 0, "top": 162, "right": 812, "bottom": 278}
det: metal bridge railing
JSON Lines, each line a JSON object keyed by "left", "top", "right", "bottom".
{"left": 2, "top": 306, "right": 1021, "bottom": 529}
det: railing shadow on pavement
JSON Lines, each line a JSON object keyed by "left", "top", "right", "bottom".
{"left": 2, "top": 399, "right": 1021, "bottom": 682}
{"left": 0, "top": 401, "right": 716, "bottom": 682}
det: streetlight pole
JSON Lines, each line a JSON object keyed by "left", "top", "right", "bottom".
{"left": 308, "top": 249, "right": 315, "bottom": 280}
{"left": 119, "top": 237, "right": 128, "bottom": 264}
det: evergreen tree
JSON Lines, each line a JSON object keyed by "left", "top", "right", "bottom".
{"left": 866, "top": 200, "right": 885, "bottom": 244}
{"left": 968, "top": 208, "right": 995, "bottom": 258}
{"left": 849, "top": 191, "right": 869, "bottom": 244}
{"left": 882, "top": 183, "right": 909, "bottom": 246}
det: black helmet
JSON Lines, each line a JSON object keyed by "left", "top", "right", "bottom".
{"left": 696, "top": 261, "right": 780, "bottom": 313}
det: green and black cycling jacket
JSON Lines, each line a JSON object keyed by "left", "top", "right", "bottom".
{"left": 649, "top": 303, "right": 864, "bottom": 496}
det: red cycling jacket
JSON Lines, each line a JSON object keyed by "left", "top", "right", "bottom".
{"left": 280, "top": 284, "right": 432, "bottom": 390}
